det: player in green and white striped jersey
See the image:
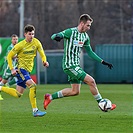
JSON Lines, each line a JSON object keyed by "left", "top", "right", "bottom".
{"left": 0, "top": 34, "right": 18, "bottom": 100}
{"left": 44, "top": 14, "right": 116, "bottom": 111}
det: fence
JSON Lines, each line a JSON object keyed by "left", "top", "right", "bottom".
{"left": 95, "top": 44, "right": 132, "bottom": 83}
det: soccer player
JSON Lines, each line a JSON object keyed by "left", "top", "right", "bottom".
{"left": 44, "top": 14, "right": 116, "bottom": 111}
{"left": 0, "top": 24, "right": 49, "bottom": 117}
{"left": 0, "top": 34, "right": 18, "bottom": 100}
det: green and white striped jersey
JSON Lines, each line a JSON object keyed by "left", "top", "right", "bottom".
{"left": 4, "top": 44, "right": 17, "bottom": 67}
{"left": 59, "top": 27, "right": 102, "bottom": 69}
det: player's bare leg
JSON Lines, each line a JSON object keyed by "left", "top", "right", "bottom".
{"left": 44, "top": 74, "right": 116, "bottom": 110}
{"left": 44, "top": 84, "right": 81, "bottom": 109}
{"left": 84, "top": 74, "right": 116, "bottom": 110}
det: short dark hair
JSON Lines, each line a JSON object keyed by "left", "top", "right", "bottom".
{"left": 24, "top": 24, "right": 35, "bottom": 33}
{"left": 11, "top": 34, "right": 18, "bottom": 38}
{"left": 79, "top": 14, "right": 93, "bottom": 23}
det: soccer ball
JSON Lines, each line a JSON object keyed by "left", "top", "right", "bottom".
{"left": 98, "top": 98, "right": 112, "bottom": 112}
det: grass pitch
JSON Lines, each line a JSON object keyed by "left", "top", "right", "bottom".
{"left": 0, "top": 84, "right": 132, "bottom": 133}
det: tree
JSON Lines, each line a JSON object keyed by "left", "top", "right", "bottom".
{"left": 0, "top": 0, "right": 132, "bottom": 49}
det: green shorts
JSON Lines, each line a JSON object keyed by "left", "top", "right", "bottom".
{"left": 63, "top": 66, "right": 86, "bottom": 84}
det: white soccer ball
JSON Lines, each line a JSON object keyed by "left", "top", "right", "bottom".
{"left": 98, "top": 98, "right": 112, "bottom": 112}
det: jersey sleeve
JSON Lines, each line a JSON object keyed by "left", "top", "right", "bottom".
{"left": 61, "top": 28, "right": 72, "bottom": 38}
{"left": 51, "top": 28, "right": 72, "bottom": 40}
{"left": 37, "top": 40, "right": 47, "bottom": 62}
{"left": 84, "top": 38, "right": 103, "bottom": 63}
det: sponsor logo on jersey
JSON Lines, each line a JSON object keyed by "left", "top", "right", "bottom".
{"left": 73, "top": 40, "right": 84, "bottom": 47}
{"left": 23, "top": 50, "right": 34, "bottom": 54}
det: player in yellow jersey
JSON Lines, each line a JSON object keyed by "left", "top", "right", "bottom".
{"left": 0, "top": 24, "right": 49, "bottom": 117}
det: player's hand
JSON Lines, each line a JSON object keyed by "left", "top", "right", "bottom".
{"left": 11, "top": 69, "right": 18, "bottom": 75}
{"left": 102, "top": 60, "right": 113, "bottom": 69}
{"left": 54, "top": 34, "right": 63, "bottom": 42}
{"left": 43, "top": 61, "right": 49, "bottom": 67}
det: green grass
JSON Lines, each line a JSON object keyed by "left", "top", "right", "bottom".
{"left": 0, "top": 84, "right": 132, "bottom": 133}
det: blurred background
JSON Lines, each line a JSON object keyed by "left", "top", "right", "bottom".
{"left": 0, "top": 0, "right": 132, "bottom": 84}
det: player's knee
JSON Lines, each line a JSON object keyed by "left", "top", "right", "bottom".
{"left": 90, "top": 79, "right": 96, "bottom": 85}
{"left": 87, "top": 78, "right": 96, "bottom": 86}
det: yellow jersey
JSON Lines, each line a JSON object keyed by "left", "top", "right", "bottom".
{"left": 7, "top": 38, "right": 47, "bottom": 72}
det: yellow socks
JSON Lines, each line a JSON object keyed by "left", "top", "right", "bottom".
{"left": 1, "top": 86, "right": 22, "bottom": 98}
{"left": 29, "top": 85, "right": 37, "bottom": 109}
{"left": 0, "top": 84, "right": 38, "bottom": 111}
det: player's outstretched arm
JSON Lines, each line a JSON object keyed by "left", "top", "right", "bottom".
{"left": 101, "top": 60, "right": 113, "bottom": 69}
{"left": 51, "top": 33, "right": 63, "bottom": 42}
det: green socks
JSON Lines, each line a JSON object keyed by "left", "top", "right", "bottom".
{"left": 94, "top": 93, "right": 102, "bottom": 103}
{"left": 51, "top": 91, "right": 63, "bottom": 100}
